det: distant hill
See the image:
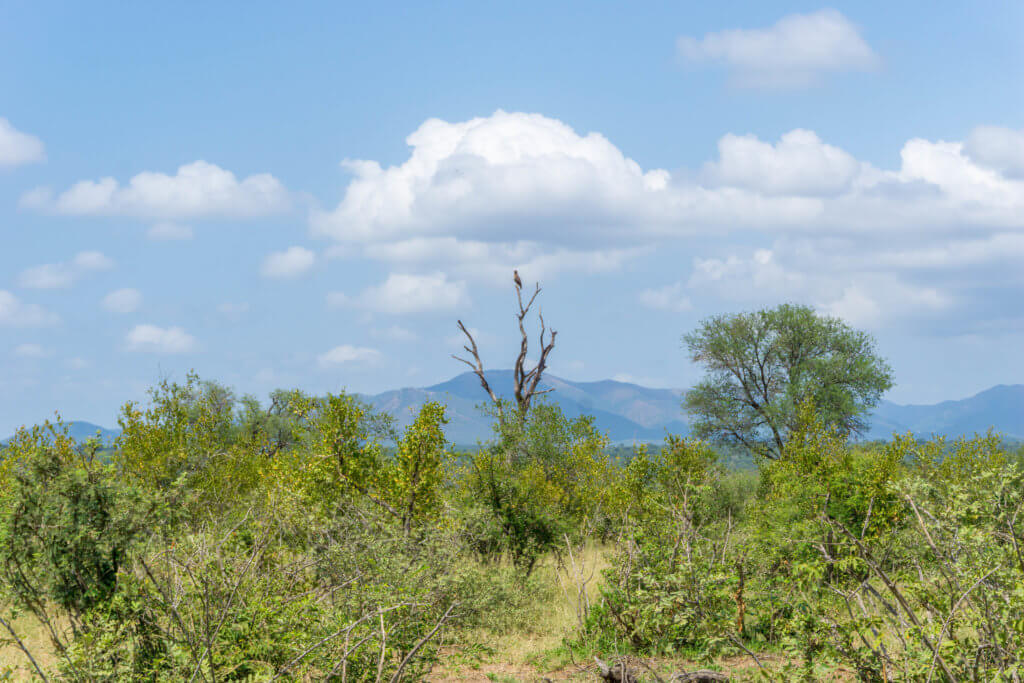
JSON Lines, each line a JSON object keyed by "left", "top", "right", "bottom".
{"left": 366, "top": 372, "right": 1023, "bottom": 445}
{"left": 1, "top": 420, "right": 120, "bottom": 446}
{"left": 363, "top": 370, "right": 689, "bottom": 444}
{"left": 66, "top": 421, "right": 121, "bottom": 444}
{"left": 866, "top": 384, "right": 1024, "bottom": 441}
{"left": 4, "top": 377, "right": 1021, "bottom": 447}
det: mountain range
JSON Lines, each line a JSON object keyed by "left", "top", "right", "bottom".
{"left": 365, "top": 370, "right": 689, "bottom": 444}
{"left": 364, "top": 372, "right": 1024, "bottom": 445}
{"left": 3, "top": 373, "right": 1022, "bottom": 446}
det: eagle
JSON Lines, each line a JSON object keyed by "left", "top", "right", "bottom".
{"left": 513, "top": 269, "right": 522, "bottom": 289}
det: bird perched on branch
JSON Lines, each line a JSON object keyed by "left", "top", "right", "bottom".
{"left": 513, "top": 269, "right": 522, "bottom": 289}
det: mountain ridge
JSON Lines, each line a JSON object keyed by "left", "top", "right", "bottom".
{"left": 3, "top": 374, "right": 1021, "bottom": 446}
{"left": 368, "top": 372, "right": 1024, "bottom": 444}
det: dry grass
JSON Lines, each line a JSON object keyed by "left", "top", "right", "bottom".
{"left": 428, "top": 541, "right": 609, "bottom": 681}
{"left": 425, "top": 543, "right": 848, "bottom": 682}
{"left": 0, "top": 609, "right": 61, "bottom": 679}
{"left": 1, "top": 546, "right": 833, "bottom": 682}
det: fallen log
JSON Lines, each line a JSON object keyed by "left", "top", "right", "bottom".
{"left": 670, "top": 671, "right": 730, "bottom": 682}
{"left": 594, "top": 656, "right": 638, "bottom": 683}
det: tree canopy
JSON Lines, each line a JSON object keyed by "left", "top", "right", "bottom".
{"left": 683, "top": 303, "right": 893, "bottom": 459}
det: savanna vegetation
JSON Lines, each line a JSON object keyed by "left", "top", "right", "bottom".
{"left": 1, "top": 285, "right": 1021, "bottom": 681}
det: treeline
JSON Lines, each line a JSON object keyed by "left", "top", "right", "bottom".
{"left": 0, "top": 374, "right": 1021, "bottom": 680}
{"left": 2, "top": 294, "right": 1024, "bottom": 680}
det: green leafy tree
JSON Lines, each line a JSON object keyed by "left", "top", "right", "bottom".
{"left": 684, "top": 303, "right": 893, "bottom": 460}
{"left": 0, "top": 421, "right": 151, "bottom": 668}
{"left": 388, "top": 401, "right": 453, "bottom": 535}
{"left": 115, "top": 372, "right": 240, "bottom": 489}
{"left": 462, "top": 403, "right": 612, "bottom": 574}
{"left": 293, "top": 393, "right": 452, "bottom": 534}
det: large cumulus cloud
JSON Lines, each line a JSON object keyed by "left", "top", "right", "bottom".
{"left": 312, "top": 111, "right": 1024, "bottom": 328}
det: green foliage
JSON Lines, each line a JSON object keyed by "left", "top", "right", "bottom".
{"left": 749, "top": 416, "right": 1024, "bottom": 679}
{"left": 0, "top": 381, "right": 468, "bottom": 680}
{"left": 0, "top": 421, "right": 151, "bottom": 657}
{"left": 684, "top": 303, "right": 893, "bottom": 459}
{"left": 388, "top": 401, "right": 453, "bottom": 533}
{"left": 116, "top": 373, "right": 240, "bottom": 490}
{"left": 288, "top": 394, "right": 453, "bottom": 534}
{"left": 4, "top": 368, "right": 1023, "bottom": 680}
{"left": 460, "top": 402, "right": 613, "bottom": 574}
{"left": 47, "top": 509, "right": 464, "bottom": 681}
{"left": 581, "top": 437, "right": 739, "bottom": 657}
{"left": 754, "top": 402, "right": 905, "bottom": 571}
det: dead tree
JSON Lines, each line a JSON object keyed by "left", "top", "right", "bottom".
{"left": 453, "top": 271, "right": 557, "bottom": 424}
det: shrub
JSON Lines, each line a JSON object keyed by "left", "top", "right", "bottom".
{"left": 0, "top": 421, "right": 152, "bottom": 671}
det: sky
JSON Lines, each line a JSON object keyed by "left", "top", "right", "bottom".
{"left": 1, "top": 1, "right": 1022, "bottom": 435}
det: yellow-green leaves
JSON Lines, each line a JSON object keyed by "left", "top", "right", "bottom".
{"left": 115, "top": 373, "right": 238, "bottom": 491}
{"left": 392, "top": 401, "right": 452, "bottom": 526}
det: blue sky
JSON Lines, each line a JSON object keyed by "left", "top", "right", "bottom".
{"left": 1, "top": 1, "right": 1022, "bottom": 434}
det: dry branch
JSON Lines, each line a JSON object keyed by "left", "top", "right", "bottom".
{"left": 452, "top": 272, "right": 557, "bottom": 421}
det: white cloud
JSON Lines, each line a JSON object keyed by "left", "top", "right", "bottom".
{"left": 0, "top": 118, "right": 45, "bottom": 167}
{"left": 317, "top": 344, "right": 382, "bottom": 367}
{"left": 325, "top": 291, "right": 350, "bottom": 309}
{"left": 0, "top": 291, "right": 58, "bottom": 327}
{"left": 888, "top": 138, "right": 1024, "bottom": 219}
{"left": 18, "top": 251, "right": 114, "bottom": 289}
{"left": 307, "top": 111, "right": 1024, "bottom": 336}
{"left": 331, "top": 272, "right": 469, "bottom": 314}
{"left": 313, "top": 113, "right": 1024, "bottom": 277}
{"left": 639, "top": 282, "right": 693, "bottom": 312}
{"left": 821, "top": 286, "right": 879, "bottom": 327}
{"left": 686, "top": 247, "right": 952, "bottom": 328}
{"left": 689, "top": 249, "right": 806, "bottom": 299}
{"left": 27, "top": 161, "right": 289, "bottom": 219}
{"left": 125, "top": 324, "right": 197, "bottom": 353}
{"left": 261, "top": 246, "right": 316, "bottom": 278}
{"left": 703, "top": 129, "right": 863, "bottom": 196}
{"left": 875, "top": 233, "right": 1024, "bottom": 270}
{"left": 676, "top": 9, "right": 880, "bottom": 88}
{"left": 821, "top": 281, "right": 950, "bottom": 328}
{"left": 964, "top": 126, "right": 1024, "bottom": 179}
{"left": 13, "top": 343, "right": 48, "bottom": 358}
{"left": 364, "top": 237, "right": 643, "bottom": 287}
{"left": 147, "top": 222, "right": 194, "bottom": 241}
{"left": 73, "top": 251, "right": 114, "bottom": 270}
{"left": 309, "top": 111, "right": 829, "bottom": 282}
{"left": 102, "top": 288, "right": 142, "bottom": 313}
{"left": 445, "top": 325, "right": 487, "bottom": 350}
{"left": 311, "top": 110, "right": 677, "bottom": 248}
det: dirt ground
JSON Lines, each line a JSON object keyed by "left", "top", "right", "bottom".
{"left": 426, "top": 651, "right": 857, "bottom": 681}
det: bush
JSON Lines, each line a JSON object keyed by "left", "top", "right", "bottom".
{"left": 460, "top": 402, "right": 614, "bottom": 575}
{"left": 0, "top": 423, "right": 149, "bottom": 631}
{"left": 579, "top": 437, "right": 741, "bottom": 658}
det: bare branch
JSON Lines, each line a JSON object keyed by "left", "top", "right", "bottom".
{"left": 452, "top": 320, "right": 501, "bottom": 411}
{"left": 516, "top": 281, "right": 542, "bottom": 317}
{"left": 521, "top": 309, "right": 557, "bottom": 412}
{"left": 826, "top": 514, "right": 957, "bottom": 683}
{"left": 457, "top": 273, "right": 556, "bottom": 420}
{"left": 389, "top": 602, "right": 459, "bottom": 682}
{"left": 0, "top": 613, "right": 50, "bottom": 682}
{"left": 271, "top": 603, "right": 419, "bottom": 681}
